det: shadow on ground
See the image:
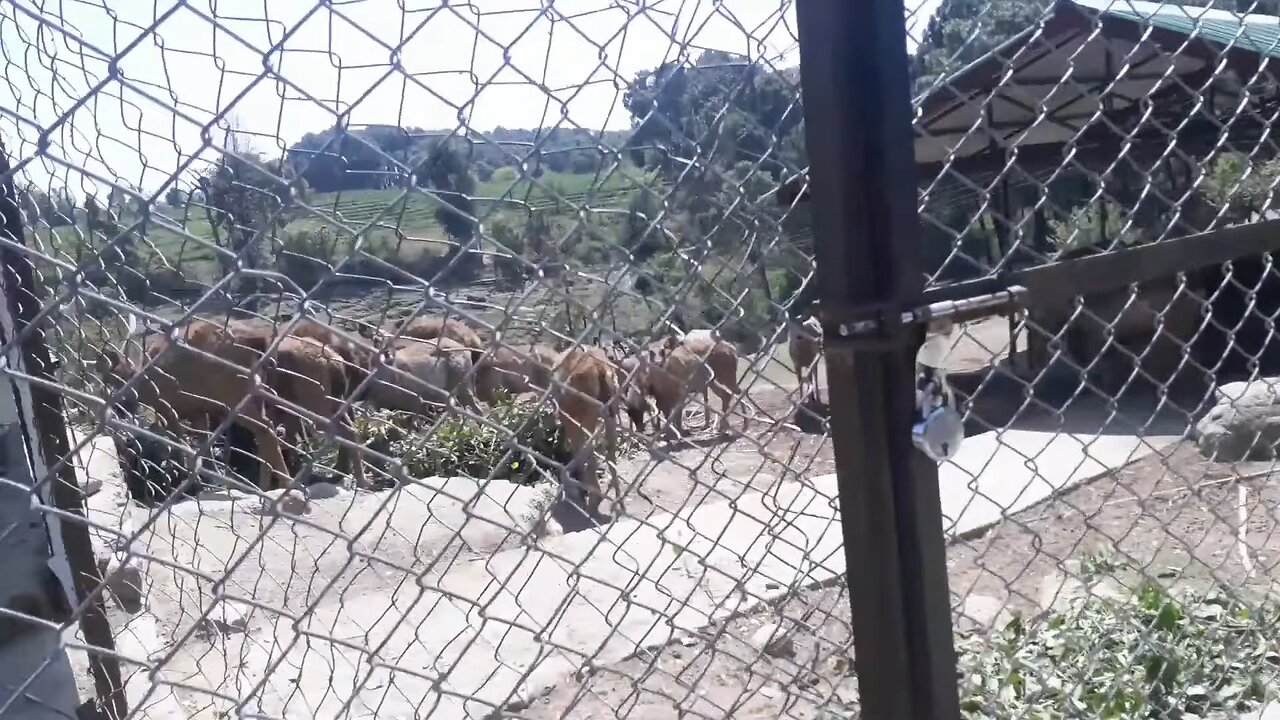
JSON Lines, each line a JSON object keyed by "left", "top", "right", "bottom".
{"left": 949, "top": 352, "right": 1205, "bottom": 439}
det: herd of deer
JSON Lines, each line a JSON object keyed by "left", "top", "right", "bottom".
{"left": 92, "top": 308, "right": 827, "bottom": 514}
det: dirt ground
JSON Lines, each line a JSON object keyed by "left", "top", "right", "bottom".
{"left": 522, "top": 439, "right": 1280, "bottom": 719}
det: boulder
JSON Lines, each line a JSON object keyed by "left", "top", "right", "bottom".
{"left": 96, "top": 553, "right": 148, "bottom": 613}
{"left": 957, "top": 593, "right": 1011, "bottom": 633}
{"left": 1238, "top": 702, "right": 1280, "bottom": 720}
{"left": 1037, "top": 572, "right": 1125, "bottom": 613}
{"left": 198, "top": 598, "right": 251, "bottom": 636}
{"left": 749, "top": 622, "right": 796, "bottom": 658}
{"left": 1195, "top": 379, "right": 1280, "bottom": 462}
{"left": 304, "top": 482, "right": 344, "bottom": 501}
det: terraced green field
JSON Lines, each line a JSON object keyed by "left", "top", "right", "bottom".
{"left": 30, "top": 169, "right": 664, "bottom": 285}
{"left": 299, "top": 169, "right": 657, "bottom": 233}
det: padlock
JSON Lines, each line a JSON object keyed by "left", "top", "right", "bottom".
{"left": 913, "top": 320, "right": 964, "bottom": 461}
{"left": 912, "top": 403, "right": 965, "bottom": 461}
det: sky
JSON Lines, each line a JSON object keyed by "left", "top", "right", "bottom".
{"left": 0, "top": 0, "right": 943, "bottom": 197}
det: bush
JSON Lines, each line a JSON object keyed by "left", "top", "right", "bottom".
{"left": 278, "top": 226, "right": 342, "bottom": 288}
{"left": 355, "top": 392, "right": 568, "bottom": 483}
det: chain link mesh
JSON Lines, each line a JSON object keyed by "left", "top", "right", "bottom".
{"left": 6, "top": 0, "right": 1279, "bottom": 717}
{"left": 915, "top": 0, "right": 1280, "bottom": 716}
{"left": 0, "top": 1, "right": 849, "bottom": 719}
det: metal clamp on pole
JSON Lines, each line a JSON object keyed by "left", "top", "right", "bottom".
{"left": 913, "top": 320, "right": 965, "bottom": 462}
{"left": 821, "top": 287, "right": 1025, "bottom": 463}
{"left": 825, "top": 285, "right": 1028, "bottom": 347}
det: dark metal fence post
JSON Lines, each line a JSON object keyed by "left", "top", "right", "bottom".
{"left": 794, "top": 2, "right": 962, "bottom": 718}
{"left": 0, "top": 143, "right": 128, "bottom": 719}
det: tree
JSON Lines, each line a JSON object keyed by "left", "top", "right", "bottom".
{"left": 1197, "top": 152, "right": 1280, "bottom": 225}
{"left": 18, "top": 184, "right": 44, "bottom": 225}
{"left": 525, "top": 211, "right": 556, "bottom": 276}
{"left": 623, "top": 189, "right": 666, "bottom": 261}
{"left": 911, "top": 0, "right": 1053, "bottom": 95}
{"left": 489, "top": 219, "right": 526, "bottom": 287}
{"left": 414, "top": 139, "right": 481, "bottom": 279}
{"left": 84, "top": 194, "right": 102, "bottom": 232}
{"left": 107, "top": 184, "right": 129, "bottom": 216}
{"left": 623, "top": 50, "right": 804, "bottom": 179}
{"left": 288, "top": 126, "right": 394, "bottom": 192}
{"left": 164, "top": 186, "right": 186, "bottom": 207}
{"left": 199, "top": 122, "right": 298, "bottom": 286}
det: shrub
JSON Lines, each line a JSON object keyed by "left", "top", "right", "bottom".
{"left": 355, "top": 392, "right": 568, "bottom": 483}
{"left": 278, "top": 226, "right": 342, "bottom": 288}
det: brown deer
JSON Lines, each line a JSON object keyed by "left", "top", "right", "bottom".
{"left": 552, "top": 345, "right": 621, "bottom": 515}
{"left": 364, "top": 336, "right": 480, "bottom": 413}
{"left": 96, "top": 316, "right": 292, "bottom": 492}
{"left": 474, "top": 342, "right": 560, "bottom": 403}
{"left": 631, "top": 331, "right": 742, "bottom": 438}
{"left": 787, "top": 312, "right": 823, "bottom": 404}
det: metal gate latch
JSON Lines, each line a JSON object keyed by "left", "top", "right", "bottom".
{"left": 823, "top": 285, "right": 1024, "bottom": 461}
{"left": 912, "top": 320, "right": 965, "bottom": 462}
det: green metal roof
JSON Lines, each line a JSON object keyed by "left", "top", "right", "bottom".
{"left": 1090, "top": 1, "right": 1280, "bottom": 59}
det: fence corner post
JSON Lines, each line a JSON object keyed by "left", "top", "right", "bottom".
{"left": 793, "top": 1, "right": 962, "bottom": 718}
{"left": 0, "top": 141, "right": 128, "bottom": 719}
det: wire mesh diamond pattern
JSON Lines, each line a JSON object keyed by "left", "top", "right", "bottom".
{"left": 6, "top": 0, "right": 1280, "bottom": 718}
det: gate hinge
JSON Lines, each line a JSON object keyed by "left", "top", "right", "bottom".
{"left": 823, "top": 285, "right": 1028, "bottom": 350}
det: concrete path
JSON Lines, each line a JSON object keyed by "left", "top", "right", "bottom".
{"left": 77, "top": 398, "right": 1187, "bottom": 719}
{"left": 943, "top": 394, "right": 1188, "bottom": 535}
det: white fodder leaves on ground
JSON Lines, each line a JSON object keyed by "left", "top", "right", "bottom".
{"left": 956, "top": 555, "right": 1280, "bottom": 719}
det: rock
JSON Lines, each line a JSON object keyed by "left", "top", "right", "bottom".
{"left": 1037, "top": 572, "right": 1125, "bottom": 613}
{"left": 197, "top": 486, "right": 252, "bottom": 503}
{"left": 750, "top": 622, "right": 795, "bottom": 658}
{"left": 1195, "top": 378, "right": 1280, "bottom": 461}
{"left": 199, "top": 599, "right": 250, "bottom": 636}
{"left": 1238, "top": 702, "right": 1280, "bottom": 720}
{"left": 82, "top": 478, "right": 103, "bottom": 498}
{"left": 957, "top": 593, "right": 1011, "bottom": 632}
{"left": 258, "top": 489, "right": 311, "bottom": 516}
{"left": 96, "top": 553, "right": 148, "bottom": 613}
{"left": 305, "top": 482, "right": 343, "bottom": 500}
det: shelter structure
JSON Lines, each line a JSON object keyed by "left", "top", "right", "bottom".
{"left": 783, "top": 0, "right": 1280, "bottom": 382}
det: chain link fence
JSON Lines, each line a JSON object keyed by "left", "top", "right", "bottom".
{"left": 6, "top": 0, "right": 1280, "bottom": 718}
{"left": 908, "top": 0, "right": 1280, "bottom": 716}
{"left": 0, "top": 1, "right": 852, "bottom": 719}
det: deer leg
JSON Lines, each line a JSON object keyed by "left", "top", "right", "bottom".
{"left": 671, "top": 395, "right": 687, "bottom": 440}
{"left": 794, "top": 364, "right": 806, "bottom": 404}
{"left": 717, "top": 386, "right": 732, "bottom": 434}
{"left": 603, "top": 397, "right": 621, "bottom": 519}
{"left": 335, "top": 418, "right": 368, "bottom": 490}
{"left": 562, "top": 419, "right": 602, "bottom": 514}
{"left": 243, "top": 405, "right": 291, "bottom": 491}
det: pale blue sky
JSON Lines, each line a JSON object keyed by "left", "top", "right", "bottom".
{"left": 0, "top": 0, "right": 942, "bottom": 196}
